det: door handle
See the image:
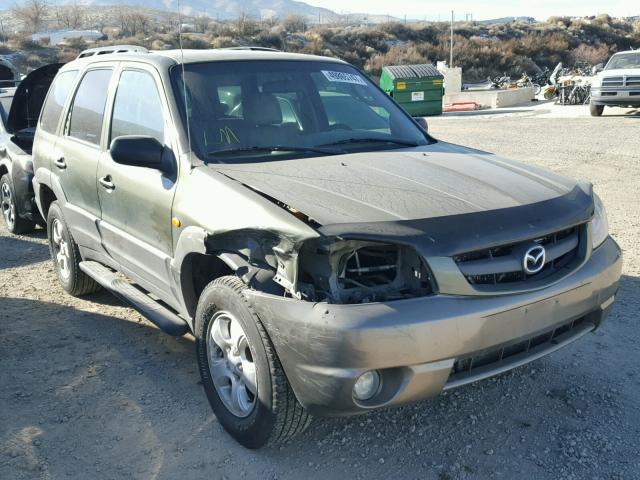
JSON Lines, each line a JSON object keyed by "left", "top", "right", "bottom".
{"left": 98, "top": 175, "right": 115, "bottom": 191}
{"left": 54, "top": 157, "right": 67, "bottom": 169}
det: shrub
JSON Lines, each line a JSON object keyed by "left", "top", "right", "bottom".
{"left": 282, "top": 14, "right": 306, "bottom": 33}
{"left": 19, "top": 38, "right": 41, "bottom": 50}
{"left": 571, "top": 43, "right": 610, "bottom": 65}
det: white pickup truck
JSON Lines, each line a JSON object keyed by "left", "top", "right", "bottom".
{"left": 590, "top": 50, "right": 640, "bottom": 116}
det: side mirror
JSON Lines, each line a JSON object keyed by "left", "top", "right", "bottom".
{"left": 414, "top": 117, "right": 429, "bottom": 132}
{"left": 110, "top": 136, "right": 164, "bottom": 169}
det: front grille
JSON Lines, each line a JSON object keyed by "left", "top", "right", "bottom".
{"left": 450, "top": 316, "right": 590, "bottom": 378}
{"left": 602, "top": 76, "right": 623, "bottom": 87}
{"left": 453, "top": 225, "right": 583, "bottom": 289}
{"left": 626, "top": 76, "right": 640, "bottom": 87}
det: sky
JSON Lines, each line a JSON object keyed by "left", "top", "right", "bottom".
{"left": 305, "top": 0, "right": 639, "bottom": 21}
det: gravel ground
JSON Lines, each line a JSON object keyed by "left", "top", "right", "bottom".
{"left": 1, "top": 110, "right": 640, "bottom": 480}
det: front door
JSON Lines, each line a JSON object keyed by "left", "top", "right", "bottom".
{"left": 96, "top": 66, "right": 177, "bottom": 298}
{"left": 55, "top": 67, "right": 114, "bottom": 250}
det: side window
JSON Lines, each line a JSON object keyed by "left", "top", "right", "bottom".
{"left": 40, "top": 70, "right": 78, "bottom": 134}
{"left": 110, "top": 70, "right": 164, "bottom": 143}
{"left": 68, "top": 69, "right": 112, "bottom": 145}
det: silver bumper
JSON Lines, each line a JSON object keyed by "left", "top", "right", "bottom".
{"left": 246, "top": 237, "right": 622, "bottom": 416}
{"left": 591, "top": 88, "right": 640, "bottom": 105}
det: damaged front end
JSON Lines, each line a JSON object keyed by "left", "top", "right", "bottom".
{"left": 210, "top": 195, "right": 437, "bottom": 305}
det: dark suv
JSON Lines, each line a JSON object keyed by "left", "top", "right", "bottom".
{"left": 0, "top": 64, "right": 61, "bottom": 233}
{"left": 32, "top": 46, "right": 621, "bottom": 448}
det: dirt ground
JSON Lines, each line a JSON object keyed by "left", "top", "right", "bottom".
{"left": 1, "top": 107, "right": 639, "bottom": 480}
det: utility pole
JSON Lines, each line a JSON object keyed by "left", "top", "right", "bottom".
{"left": 450, "top": 10, "right": 454, "bottom": 68}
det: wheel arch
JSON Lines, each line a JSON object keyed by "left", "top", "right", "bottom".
{"left": 0, "top": 159, "right": 10, "bottom": 178}
{"left": 174, "top": 226, "right": 288, "bottom": 320}
{"left": 38, "top": 183, "right": 57, "bottom": 219}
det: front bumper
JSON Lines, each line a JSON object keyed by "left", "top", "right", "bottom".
{"left": 591, "top": 88, "right": 640, "bottom": 106}
{"left": 246, "top": 237, "right": 622, "bottom": 416}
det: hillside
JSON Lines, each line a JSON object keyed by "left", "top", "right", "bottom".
{"left": 1, "top": 5, "right": 639, "bottom": 82}
{"left": 0, "top": 0, "right": 398, "bottom": 23}
{"left": 111, "top": 0, "right": 339, "bottom": 22}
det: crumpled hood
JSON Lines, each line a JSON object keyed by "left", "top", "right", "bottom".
{"left": 212, "top": 142, "right": 579, "bottom": 226}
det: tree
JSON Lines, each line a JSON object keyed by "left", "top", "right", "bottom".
{"left": 54, "top": 2, "right": 85, "bottom": 30}
{"left": 116, "top": 8, "right": 151, "bottom": 37}
{"left": 235, "top": 9, "right": 258, "bottom": 36}
{"left": 194, "top": 14, "right": 210, "bottom": 34}
{"left": 12, "top": 0, "right": 49, "bottom": 33}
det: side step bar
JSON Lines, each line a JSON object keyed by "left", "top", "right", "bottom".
{"left": 79, "top": 261, "right": 189, "bottom": 336}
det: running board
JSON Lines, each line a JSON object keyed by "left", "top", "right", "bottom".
{"left": 79, "top": 261, "right": 189, "bottom": 336}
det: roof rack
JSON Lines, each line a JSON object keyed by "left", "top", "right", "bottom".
{"left": 77, "top": 45, "right": 148, "bottom": 59}
{"left": 223, "top": 46, "right": 281, "bottom": 52}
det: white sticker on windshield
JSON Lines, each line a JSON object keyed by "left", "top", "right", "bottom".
{"left": 322, "top": 70, "right": 367, "bottom": 86}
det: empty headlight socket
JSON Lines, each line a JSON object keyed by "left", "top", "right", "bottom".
{"left": 297, "top": 238, "right": 436, "bottom": 304}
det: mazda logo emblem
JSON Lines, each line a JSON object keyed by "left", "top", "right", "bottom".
{"left": 523, "top": 245, "right": 546, "bottom": 275}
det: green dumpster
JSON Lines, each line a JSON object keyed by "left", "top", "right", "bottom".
{"left": 380, "top": 64, "right": 444, "bottom": 116}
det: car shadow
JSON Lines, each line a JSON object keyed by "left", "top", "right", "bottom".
{"left": 442, "top": 108, "right": 539, "bottom": 117}
{"left": 1, "top": 274, "right": 638, "bottom": 479}
{"left": 0, "top": 230, "right": 49, "bottom": 269}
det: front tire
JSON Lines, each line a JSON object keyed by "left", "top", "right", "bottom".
{"left": 590, "top": 102, "right": 604, "bottom": 117}
{"left": 195, "top": 276, "right": 311, "bottom": 449}
{"left": 1, "top": 174, "right": 35, "bottom": 234}
{"left": 47, "top": 201, "right": 100, "bottom": 296}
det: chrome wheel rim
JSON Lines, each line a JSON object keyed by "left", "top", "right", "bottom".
{"left": 1, "top": 182, "right": 15, "bottom": 229}
{"left": 206, "top": 310, "right": 257, "bottom": 418}
{"left": 51, "top": 218, "right": 71, "bottom": 280}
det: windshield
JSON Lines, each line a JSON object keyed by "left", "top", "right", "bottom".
{"left": 605, "top": 52, "right": 640, "bottom": 70}
{"left": 171, "top": 60, "right": 430, "bottom": 162}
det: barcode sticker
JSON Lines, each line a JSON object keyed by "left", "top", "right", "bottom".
{"left": 322, "top": 70, "right": 367, "bottom": 86}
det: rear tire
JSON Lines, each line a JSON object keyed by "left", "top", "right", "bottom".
{"left": 590, "top": 102, "right": 604, "bottom": 117}
{"left": 47, "top": 201, "right": 100, "bottom": 296}
{"left": 1, "top": 174, "right": 35, "bottom": 234}
{"left": 195, "top": 276, "right": 311, "bottom": 449}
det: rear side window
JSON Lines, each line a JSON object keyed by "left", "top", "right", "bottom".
{"left": 40, "top": 70, "right": 78, "bottom": 134}
{"left": 110, "top": 70, "right": 164, "bottom": 143}
{"left": 68, "top": 69, "right": 112, "bottom": 145}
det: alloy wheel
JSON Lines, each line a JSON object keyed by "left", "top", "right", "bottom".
{"left": 206, "top": 310, "right": 258, "bottom": 418}
{"left": 51, "top": 218, "right": 71, "bottom": 280}
{"left": 1, "top": 181, "right": 15, "bottom": 229}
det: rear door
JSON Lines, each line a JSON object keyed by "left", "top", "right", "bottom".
{"left": 34, "top": 69, "right": 80, "bottom": 178}
{"left": 54, "top": 66, "right": 115, "bottom": 250}
{"left": 96, "top": 64, "right": 177, "bottom": 298}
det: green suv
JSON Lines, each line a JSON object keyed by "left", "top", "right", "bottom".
{"left": 32, "top": 46, "right": 621, "bottom": 448}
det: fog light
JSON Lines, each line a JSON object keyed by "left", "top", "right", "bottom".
{"left": 353, "top": 370, "right": 381, "bottom": 401}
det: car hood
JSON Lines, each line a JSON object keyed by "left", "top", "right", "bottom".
{"left": 212, "top": 142, "right": 581, "bottom": 226}
{"left": 6, "top": 63, "right": 62, "bottom": 134}
{"left": 600, "top": 68, "right": 640, "bottom": 77}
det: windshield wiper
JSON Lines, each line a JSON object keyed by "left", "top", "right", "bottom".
{"left": 208, "top": 145, "right": 342, "bottom": 158}
{"left": 319, "top": 137, "right": 421, "bottom": 148}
